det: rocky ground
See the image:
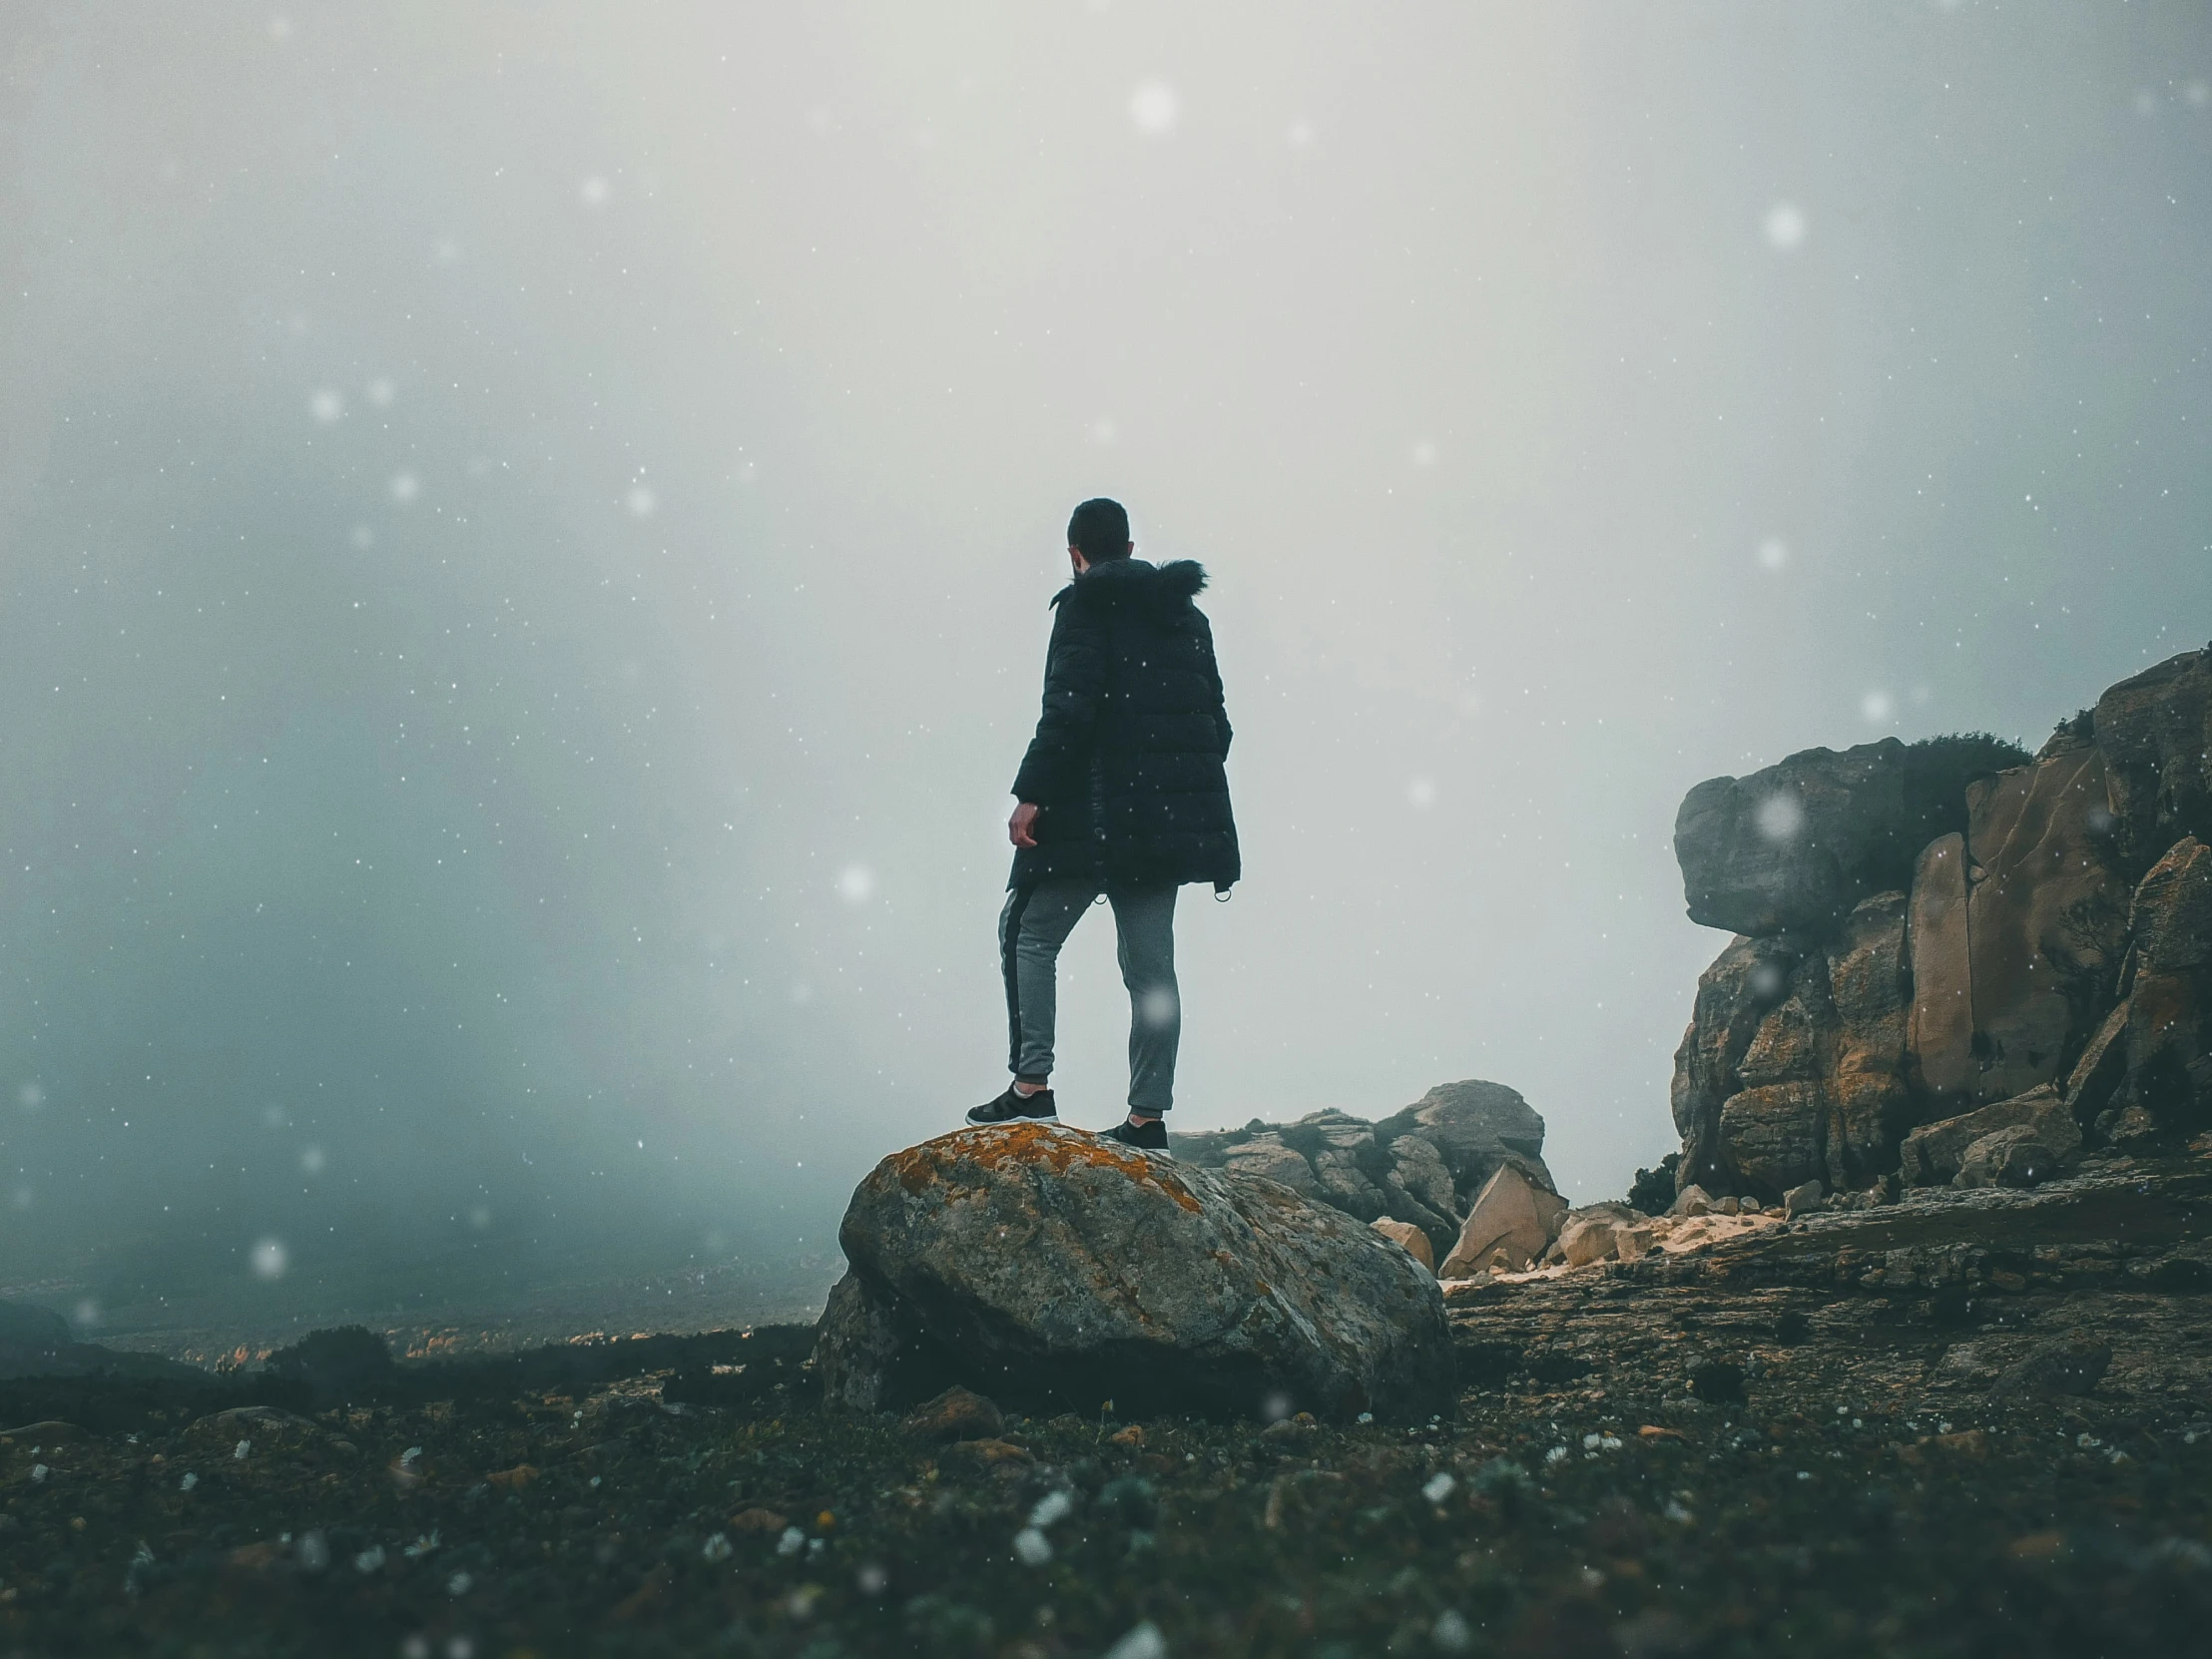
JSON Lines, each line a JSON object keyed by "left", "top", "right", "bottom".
{"left": 5, "top": 1149, "right": 2210, "bottom": 1659}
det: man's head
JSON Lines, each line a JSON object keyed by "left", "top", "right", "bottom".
{"left": 1067, "top": 497, "right": 1132, "bottom": 572}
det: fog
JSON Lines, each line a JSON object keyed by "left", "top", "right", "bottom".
{"left": 4, "top": 2, "right": 2209, "bottom": 1338}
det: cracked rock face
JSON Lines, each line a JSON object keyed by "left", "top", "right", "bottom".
{"left": 2087, "top": 835, "right": 2212, "bottom": 1140}
{"left": 1674, "top": 895, "right": 1912, "bottom": 1201}
{"left": 818, "top": 1123, "right": 1454, "bottom": 1423}
{"left": 2093, "top": 643, "right": 2212, "bottom": 873}
{"left": 1962, "top": 737, "right": 2130, "bottom": 1105}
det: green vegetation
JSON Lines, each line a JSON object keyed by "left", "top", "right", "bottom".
{"left": 1900, "top": 731, "right": 2034, "bottom": 853}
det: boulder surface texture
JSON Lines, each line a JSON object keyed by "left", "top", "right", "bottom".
{"left": 817, "top": 1123, "right": 1454, "bottom": 1424}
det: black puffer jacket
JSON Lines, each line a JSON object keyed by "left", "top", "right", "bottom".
{"left": 1009, "top": 557, "right": 1239, "bottom": 891}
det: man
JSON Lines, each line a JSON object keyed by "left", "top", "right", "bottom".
{"left": 968, "top": 498, "right": 1239, "bottom": 1152}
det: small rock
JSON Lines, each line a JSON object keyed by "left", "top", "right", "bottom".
{"left": 1670, "top": 1185, "right": 1714, "bottom": 1218}
{"left": 1369, "top": 1216, "right": 1435, "bottom": 1273}
{"left": 1782, "top": 1180, "right": 1825, "bottom": 1218}
{"left": 1716, "top": 1196, "right": 1741, "bottom": 1216}
{"left": 728, "top": 1507, "right": 789, "bottom": 1533}
{"left": 901, "top": 1385, "right": 1004, "bottom": 1443}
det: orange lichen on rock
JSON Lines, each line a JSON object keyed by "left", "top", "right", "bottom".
{"left": 882, "top": 1123, "right": 1203, "bottom": 1213}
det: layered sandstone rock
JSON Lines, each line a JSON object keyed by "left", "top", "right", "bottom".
{"left": 1672, "top": 892, "right": 1911, "bottom": 1200}
{"left": 818, "top": 1123, "right": 1455, "bottom": 1423}
{"left": 1668, "top": 643, "right": 2212, "bottom": 1199}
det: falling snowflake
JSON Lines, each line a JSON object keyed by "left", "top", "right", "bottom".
{"left": 1756, "top": 794, "right": 1804, "bottom": 842}
{"left": 1129, "top": 80, "right": 1179, "bottom": 136}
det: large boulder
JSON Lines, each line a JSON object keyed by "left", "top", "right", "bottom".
{"left": 817, "top": 1123, "right": 1454, "bottom": 1423}
{"left": 1673, "top": 740, "right": 1911, "bottom": 936}
{"left": 1436, "top": 1162, "right": 1568, "bottom": 1278}
{"left": 2093, "top": 644, "right": 2212, "bottom": 873}
{"left": 1962, "top": 737, "right": 2130, "bottom": 1102}
{"left": 1897, "top": 1085, "right": 2081, "bottom": 1188}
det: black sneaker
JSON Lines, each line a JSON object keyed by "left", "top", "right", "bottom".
{"left": 967, "top": 1085, "right": 1056, "bottom": 1126}
{"left": 1098, "top": 1117, "right": 1170, "bottom": 1154}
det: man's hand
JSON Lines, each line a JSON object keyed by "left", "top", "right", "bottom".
{"left": 1008, "top": 802, "right": 1041, "bottom": 848}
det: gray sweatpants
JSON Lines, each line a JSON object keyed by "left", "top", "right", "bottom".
{"left": 999, "top": 878, "right": 1180, "bottom": 1114}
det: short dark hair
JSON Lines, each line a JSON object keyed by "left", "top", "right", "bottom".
{"left": 1067, "top": 497, "right": 1131, "bottom": 563}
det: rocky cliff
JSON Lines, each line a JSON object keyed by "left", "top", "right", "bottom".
{"left": 1670, "top": 642, "right": 2212, "bottom": 1204}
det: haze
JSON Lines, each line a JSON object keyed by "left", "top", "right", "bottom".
{"left": 4, "top": 2, "right": 2209, "bottom": 1340}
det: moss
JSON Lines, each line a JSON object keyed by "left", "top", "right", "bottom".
{"left": 1901, "top": 731, "right": 2033, "bottom": 853}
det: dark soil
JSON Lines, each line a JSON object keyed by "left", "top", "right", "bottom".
{"left": 6, "top": 1156, "right": 2210, "bottom": 1657}
{"left": 4, "top": 1325, "right": 2209, "bottom": 1657}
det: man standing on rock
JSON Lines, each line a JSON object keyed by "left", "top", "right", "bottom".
{"left": 967, "top": 498, "right": 1240, "bottom": 1151}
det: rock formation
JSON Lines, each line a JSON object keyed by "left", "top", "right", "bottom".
{"left": 1670, "top": 642, "right": 2212, "bottom": 1203}
{"left": 816, "top": 1122, "right": 1454, "bottom": 1423}
{"left": 1170, "top": 1079, "right": 1552, "bottom": 1265}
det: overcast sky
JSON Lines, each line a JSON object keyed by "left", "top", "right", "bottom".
{"left": 4, "top": 1, "right": 2208, "bottom": 1318}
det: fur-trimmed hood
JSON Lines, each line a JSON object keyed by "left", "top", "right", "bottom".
{"left": 1051, "top": 556, "right": 1209, "bottom": 617}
